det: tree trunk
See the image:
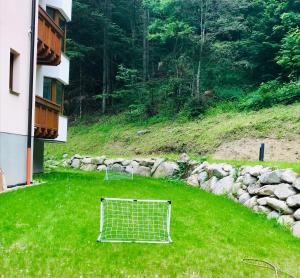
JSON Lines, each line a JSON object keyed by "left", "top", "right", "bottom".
{"left": 143, "top": 7, "right": 150, "bottom": 82}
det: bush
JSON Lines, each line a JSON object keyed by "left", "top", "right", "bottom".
{"left": 239, "top": 80, "right": 300, "bottom": 111}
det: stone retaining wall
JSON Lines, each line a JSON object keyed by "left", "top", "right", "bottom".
{"left": 62, "top": 153, "right": 300, "bottom": 237}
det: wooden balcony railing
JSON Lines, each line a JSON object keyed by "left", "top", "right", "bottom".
{"left": 37, "top": 6, "right": 64, "bottom": 66}
{"left": 34, "top": 95, "right": 60, "bottom": 139}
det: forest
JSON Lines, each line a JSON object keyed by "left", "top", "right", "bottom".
{"left": 65, "top": 0, "right": 300, "bottom": 121}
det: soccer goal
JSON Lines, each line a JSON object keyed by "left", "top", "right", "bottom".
{"left": 104, "top": 165, "right": 134, "bottom": 181}
{"left": 97, "top": 198, "right": 172, "bottom": 244}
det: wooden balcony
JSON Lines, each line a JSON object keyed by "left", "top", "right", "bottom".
{"left": 37, "top": 6, "right": 64, "bottom": 66}
{"left": 34, "top": 96, "right": 60, "bottom": 139}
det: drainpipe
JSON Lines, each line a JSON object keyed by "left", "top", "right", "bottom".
{"left": 26, "top": 0, "right": 37, "bottom": 185}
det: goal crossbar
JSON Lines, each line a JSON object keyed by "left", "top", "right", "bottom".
{"left": 97, "top": 197, "right": 172, "bottom": 244}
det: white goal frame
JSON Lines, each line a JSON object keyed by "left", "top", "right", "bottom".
{"left": 104, "top": 166, "right": 134, "bottom": 181}
{"left": 97, "top": 197, "right": 172, "bottom": 244}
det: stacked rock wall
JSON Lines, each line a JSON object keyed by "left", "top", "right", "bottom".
{"left": 63, "top": 154, "right": 300, "bottom": 237}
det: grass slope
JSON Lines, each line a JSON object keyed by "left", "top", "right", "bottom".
{"left": 47, "top": 103, "right": 300, "bottom": 159}
{"left": 1, "top": 169, "right": 300, "bottom": 277}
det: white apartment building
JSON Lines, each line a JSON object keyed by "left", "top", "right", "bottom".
{"left": 0, "top": 0, "right": 72, "bottom": 187}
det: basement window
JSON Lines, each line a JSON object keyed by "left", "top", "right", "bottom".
{"left": 9, "top": 50, "right": 20, "bottom": 95}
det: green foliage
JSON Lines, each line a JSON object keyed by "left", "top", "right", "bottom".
{"left": 276, "top": 28, "right": 300, "bottom": 78}
{"left": 240, "top": 80, "right": 300, "bottom": 110}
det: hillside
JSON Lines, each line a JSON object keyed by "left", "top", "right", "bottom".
{"left": 47, "top": 103, "right": 300, "bottom": 164}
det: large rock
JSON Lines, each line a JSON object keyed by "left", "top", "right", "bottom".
{"left": 92, "top": 156, "right": 106, "bottom": 165}
{"left": 211, "top": 176, "right": 235, "bottom": 195}
{"left": 105, "top": 158, "right": 124, "bottom": 166}
{"left": 287, "top": 194, "right": 300, "bottom": 207}
{"left": 293, "top": 178, "right": 300, "bottom": 191}
{"left": 126, "top": 161, "right": 151, "bottom": 177}
{"left": 198, "top": 171, "right": 208, "bottom": 185}
{"left": 207, "top": 164, "right": 232, "bottom": 179}
{"left": 264, "top": 197, "right": 293, "bottom": 214}
{"left": 111, "top": 163, "right": 124, "bottom": 173}
{"left": 247, "top": 183, "right": 261, "bottom": 195}
{"left": 121, "top": 159, "right": 131, "bottom": 166}
{"left": 240, "top": 165, "right": 269, "bottom": 177}
{"left": 273, "top": 184, "right": 296, "bottom": 200}
{"left": 134, "top": 158, "right": 156, "bottom": 167}
{"left": 151, "top": 158, "right": 165, "bottom": 175}
{"left": 267, "top": 211, "right": 280, "bottom": 220}
{"left": 178, "top": 153, "right": 190, "bottom": 163}
{"left": 241, "top": 174, "right": 257, "bottom": 187}
{"left": 82, "top": 157, "right": 93, "bottom": 164}
{"left": 281, "top": 169, "right": 298, "bottom": 184}
{"left": 257, "top": 197, "right": 269, "bottom": 206}
{"left": 293, "top": 209, "right": 300, "bottom": 220}
{"left": 244, "top": 196, "right": 258, "bottom": 209}
{"left": 238, "top": 192, "right": 251, "bottom": 204}
{"left": 71, "top": 158, "right": 81, "bottom": 168}
{"left": 187, "top": 175, "right": 199, "bottom": 187}
{"left": 256, "top": 185, "right": 276, "bottom": 196}
{"left": 292, "top": 222, "right": 300, "bottom": 237}
{"left": 201, "top": 176, "right": 218, "bottom": 192}
{"left": 259, "top": 170, "right": 283, "bottom": 184}
{"left": 254, "top": 205, "right": 272, "bottom": 214}
{"left": 80, "top": 164, "right": 97, "bottom": 171}
{"left": 97, "top": 165, "right": 107, "bottom": 171}
{"left": 152, "top": 161, "right": 179, "bottom": 178}
{"left": 278, "top": 215, "right": 295, "bottom": 227}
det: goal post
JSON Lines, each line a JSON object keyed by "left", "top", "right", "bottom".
{"left": 104, "top": 166, "right": 134, "bottom": 181}
{"left": 97, "top": 197, "right": 172, "bottom": 244}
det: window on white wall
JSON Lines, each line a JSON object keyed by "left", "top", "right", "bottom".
{"left": 9, "top": 50, "right": 20, "bottom": 95}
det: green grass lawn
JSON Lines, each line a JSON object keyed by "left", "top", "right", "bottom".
{"left": 1, "top": 169, "right": 300, "bottom": 277}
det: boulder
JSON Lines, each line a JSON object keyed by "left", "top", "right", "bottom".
{"left": 236, "top": 188, "right": 247, "bottom": 198}
{"left": 73, "top": 154, "right": 82, "bottom": 159}
{"left": 105, "top": 158, "right": 124, "bottom": 166}
{"left": 240, "top": 165, "right": 269, "bottom": 177}
{"left": 152, "top": 161, "right": 179, "bottom": 178}
{"left": 198, "top": 171, "right": 208, "bottom": 185}
{"left": 267, "top": 211, "right": 280, "bottom": 220}
{"left": 241, "top": 174, "right": 257, "bottom": 187}
{"left": 278, "top": 215, "right": 295, "bottom": 227}
{"left": 207, "top": 164, "right": 230, "bottom": 179}
{"left": 178, "top": 153, "right": 190, "bottom": 163}
{"left": 293, "top": 178, "right": 300, "bottom": 191}
{"left": 257, "top": 197, "right": 269, "bottom": 206}
{"left": 274, "top": 184, "right": 297, "bottom": 200}
{"left": 111, "top": 163, "right": 124, "bottom": 173}
{"left": 151, "top": 158, "right": 165, "bottom": 175}
{"left": 293, "top": 209, "right": 300, "bottom": 220}
{"left": 71, "top": 159, "right": 81, "bottom": 168}
{"left": 82, "top": 157, "right": 93, "bottom": 164}
{"left": 286, "top": 194, "right": 300, "bottom": 208}
{"left": 259, "top": 170, "right": 283, "bottom": 184}
{"left": 292, "top": 222, "right": 300, "bottom": 237}
{"left": 201, "top": 177, "right": 218, "bottom": 192}
{"left": 80, "top": 164, "right": 97, "bottom": 171}
{"left": 256, "top": 185, "right": 276, "bottom": 196}
{"left": 281, "top": 169, "right": 298, "bottom": 184}
{"left": 247, "top": 183, "right": 261, "bottom": 195}
{"left": 244, "top": 196, "right": 258, "bottom": 209}
{"left": 97, "top": 165, "right": 107, "bottom": 171}
{"left": 264, "top": 198, "right": 293, "bottom": 214}
{"left": 137, "top": 130, "right": 150, "bottom": 136}
{"left": 136, "top": 158, "right": 156, "bottom": 167}
{"left": 92, "top": 156, "right": 106, "bottom": 165}
{"left": 255, "top": 205, "right": 272, "bottom": 214}
{"left": 135, "top": 166, "right": 151, "bottom": 177}
{"left": 191, "top": 165, "right": 205, "bottom": 175}
{"left": 187, "top": 175, "right": 199, "bottom": 187}
{"left": 238, "top": 192, "right": 251, "bottom": 204}
{"left": 211, "top": 176, "right": 235, "bottom": 195}
{"left": 121, "top": 160, "right": 131, "bottom": 166}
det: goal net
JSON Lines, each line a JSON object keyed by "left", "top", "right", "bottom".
{"left": 97, "top": 198, "right": 172, "bottom": 243}
{"left": 104, "top": 166, "right": 133, "bottom": 181}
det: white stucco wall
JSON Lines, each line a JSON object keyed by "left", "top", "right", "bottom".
{"left": 0, "top": 0, "right": 38, "bottom": 136}
{"left": 36, "top": 53, "right": 70, "bottom": 98}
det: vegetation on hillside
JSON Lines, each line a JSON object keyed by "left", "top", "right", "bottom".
{"left": 65, "top": 0, "right": 300, "bottom": 120}
{"left": 47, "top": 102, "right": 300, "bottom": 169}
{"left": 1, "top": 169, "right": 300, "bottom": 276}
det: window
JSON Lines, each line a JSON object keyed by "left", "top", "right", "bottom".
{"left": 46, "top": 6, "right": 56, "bottom": 21}
{"left": 43, "top": 77, "right": 52, "bottom": 101}
{"left": 56, "top": 81, "right": 64, "bottom": 105}
{"left": 9, "top": 50, "right": 19, "bottom": 94}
